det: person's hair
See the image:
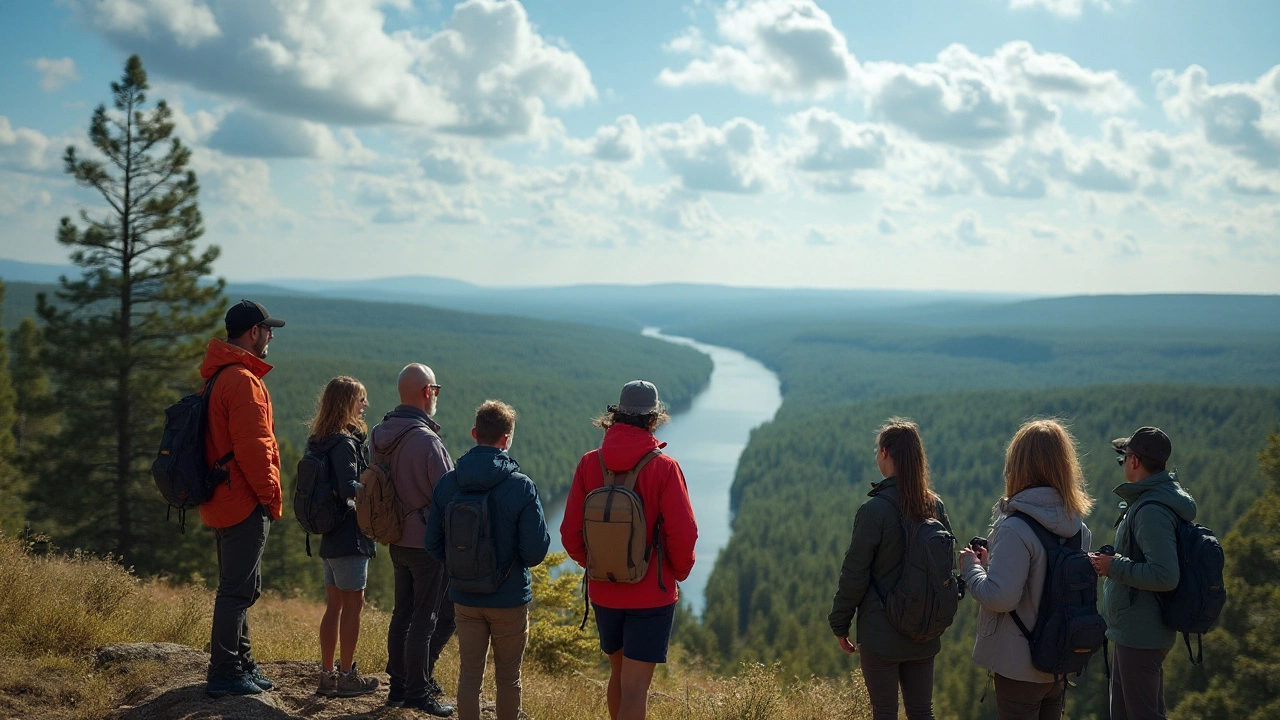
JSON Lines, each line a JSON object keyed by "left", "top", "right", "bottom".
{"left": 474, "top": 400, "right": 516, "bottom": 445}
{"left": 307, "top": 376, "right": 367, "bottom": 441}
{"left": 592, "top": 408, "right": 670, "bottom": 433}
{"left": 877, "top": 417, "right": 937, "bottom": 523}
{"left": 1135, "top": 455, "right": 1167, "bottom": 474}
{"left": 1004, "top": 419, "right": 1094, "bottom": 519}
{"left": 226, "top": 325, "right": 249, "bottom": 341}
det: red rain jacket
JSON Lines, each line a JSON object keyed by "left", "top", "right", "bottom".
{"left": 561, "top": 423, "right": 698, "bottom": 609}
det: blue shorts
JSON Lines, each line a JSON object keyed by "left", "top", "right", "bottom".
{"left": 322, "top": 556, "right": 369, "bottom": 592}
{"left": 593, "top": 602, "right": 676, "bottom": 664}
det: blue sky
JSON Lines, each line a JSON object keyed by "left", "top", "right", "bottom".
{"left": 1, "top": 0, "right": 1278, "bottom": 293}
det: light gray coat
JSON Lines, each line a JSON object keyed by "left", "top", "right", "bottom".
{"left": 961, "top": 486, "right": 1093, "bottom": 683}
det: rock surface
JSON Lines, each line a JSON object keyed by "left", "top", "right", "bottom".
{"left": 94, "top": 643, "right": 488, "bottom": 720}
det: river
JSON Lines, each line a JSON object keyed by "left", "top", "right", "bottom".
{"left": 545, "top": 327, "right": 782, "bottom": 615}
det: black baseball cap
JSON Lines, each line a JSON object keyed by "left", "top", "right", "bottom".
{"left": 1112, "top": 426, "right": 1172, "bottom": 463}
{"left": 225, "top": 299, "right": 285, "bottom": 335}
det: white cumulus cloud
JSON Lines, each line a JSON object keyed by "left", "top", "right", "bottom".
{"left": 1157, "top": 65, "right": 1280, "bottom": 168}
{"left": 658, "top": 0, "right": 857, "bottom": 100}
{"left": 650, "top": 115, "right": 777, "bottom": 194}
{"left": 28, "top": 57, "right": 80, "bottom": 91}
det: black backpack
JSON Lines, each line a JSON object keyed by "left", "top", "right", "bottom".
{"left": 871, "top": 498, "right": 962, "bottom": 643}
{"left": 293, "top": 442, "right": 349, "bottom": 556}
{"left": 1125, "top": 498, "right": 1226, "bottom": 664}
{"left": 1008, "top": 511, "right": 1108, "bottom": 679}
{"left": 443, "top": 484, "right": 518, "bottom": 594}
{"left": 152, "top": 366, "right": 235, "bottom": 532}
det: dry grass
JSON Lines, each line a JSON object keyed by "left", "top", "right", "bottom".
{"left": 0, "top": 534, "right": 871, "bottom": 719}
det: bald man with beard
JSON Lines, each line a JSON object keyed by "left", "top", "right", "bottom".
{"left": 371, "top": 363, "right": 456, "bottom": 717}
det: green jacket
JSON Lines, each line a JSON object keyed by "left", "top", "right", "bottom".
{"left": 828, "top": 476, "right": 952, "bottom": 661}
{"left": 1101, "top": 471, "right": 1197, "bottom": 650}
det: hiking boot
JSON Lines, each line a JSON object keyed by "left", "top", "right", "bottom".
{"left": 243, "top": 663, "right": 274, "bottom": 691}
{"left": 403, "top": 694, "right": 455, "bottom": 717}
{"left": 316, "top": 666, "right": 339, "bottom": 697}
{"left": 426, "top": 676, "right": 445, "bottom": 698}
{"left": 385, "top": 684, "right": 405, "bottom": 707}
{"left": 206, "top": 673, "right": 264, "bottom": 699}
{"left": 334, "top": 662, "right": 380, "bottom": 697}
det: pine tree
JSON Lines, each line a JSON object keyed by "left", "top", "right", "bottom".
{"left": 31, "top": 55, "right": 224, "bottom": 571}
{"left": 0, "top": 283, "right": 22, "bottom": 533}
{"left": 9, "top": 318, "right": 56, "bottom": 453}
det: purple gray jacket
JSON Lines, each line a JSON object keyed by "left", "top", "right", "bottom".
{"left": 370, "top": 405, "right": 454, "bottom": 550}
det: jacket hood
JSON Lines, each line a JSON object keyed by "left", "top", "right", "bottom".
{"left": 200, "top": 338, "right": 272, "bottom": 379}
{"left": 600, "top": 423, "right": 666, "bottom": 473}
{"left": 1113, "top": 471, "right": 1197, "bottom": 522}
{"left": 307, "top": 430, "right": 366, "bottom": 454}
{"left": 455, "top": 445, "right": 521, "bottom": 492}
{"left": 999, "top": 486, "right": 1084, "bottom": 538}
{"left": 371, "top": 406, "right": 437, "bottom": 454}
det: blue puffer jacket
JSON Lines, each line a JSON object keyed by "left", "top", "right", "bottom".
{"left": 424, "top": 445, "right": 550, "bottom": 608}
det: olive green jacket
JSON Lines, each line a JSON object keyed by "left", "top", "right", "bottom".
{"left": 1100, "top": 471, "right": 1197, "bottom": 650}
{"left": 828, "top": 476, "right": 952, "bottom": 661}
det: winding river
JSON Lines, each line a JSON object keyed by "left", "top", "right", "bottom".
{"left": 546, "top": 327, "right": 782, "bottom": 615}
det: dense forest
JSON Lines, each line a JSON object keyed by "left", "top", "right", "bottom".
{"left": 0, "top": 281, "right": 711, "bottom": 607}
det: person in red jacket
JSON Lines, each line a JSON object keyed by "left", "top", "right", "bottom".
{"left": 200, "top": 300, "right": 285, "bottom": 698}
{"left": 560, "top": 380, "right": 698, "bottom": 720}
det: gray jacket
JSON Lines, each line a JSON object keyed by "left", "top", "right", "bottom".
{"left": 961, "top": 486, "right": 1093, "bottom": 683}
{"left": 1101, "top": 471, "right": 1197, "bottom": 650}
{"left": 370, "top": 405, "right": 454, "bottom": 550}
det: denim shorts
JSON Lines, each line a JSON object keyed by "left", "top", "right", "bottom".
{"left": 593, "top": 602, "right": 677, "bottom": 664}
{"left": 322, "top": 555, "right": 369, "bottom": 591}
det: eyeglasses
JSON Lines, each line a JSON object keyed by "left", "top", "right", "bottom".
{"left": 425, "top": 384, "right": 443, "bottom": 396}
{"left": 255, "top": 324, "right": 274, "bottom": 336}
{"left": 1115, "top": 452, "right": 1135, "bottom": 466}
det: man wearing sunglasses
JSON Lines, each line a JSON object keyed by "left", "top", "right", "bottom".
{"left": 1090, "top": 426, "right": 1196, "bottom": 720}
{"left": 371, "top": 363, "right": 456, "bottom": 716}
{"left": 200, "top": 300, "right": 287, "bottom": 698}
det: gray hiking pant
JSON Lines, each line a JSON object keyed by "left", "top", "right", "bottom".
{"left": 1110, "top": 644, "right": 1169, "bottom": 720}
{"left": 859, "top": 649, "right": 936, "bottom": 720}
{"left": 994, "top": 674, "right": 1065, "bottom": 720}
{"left": 386, "top": 545, "right": 456, "bottom": 699}
{"left": 208, "top": 504, "right": 271, "bottom": 680}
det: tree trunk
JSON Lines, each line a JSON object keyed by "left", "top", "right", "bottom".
{"left": 116, "top": 93, "right": 135, "bottom": 563}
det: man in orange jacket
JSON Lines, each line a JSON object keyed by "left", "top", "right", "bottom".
{"left": 200, "top": 300, "right": 285, "bottom": 698}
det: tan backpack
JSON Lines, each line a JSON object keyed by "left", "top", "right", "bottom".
{"left": 582, "top": 449, "right": 664, "bottom": 584}
{"left": 356, "top": 427, "right": 418, "bottom": 544}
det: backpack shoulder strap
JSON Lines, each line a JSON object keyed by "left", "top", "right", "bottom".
{"left": 598, "top": 448, "right": 662, "bottom": 491}
{"left": 1009, "top": 510, "right": 1081, "bottom": 550}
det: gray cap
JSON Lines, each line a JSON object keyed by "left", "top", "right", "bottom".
{"left": 609, "top": 380, "right": 662, "bottom": 415}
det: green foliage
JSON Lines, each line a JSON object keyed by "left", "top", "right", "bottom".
{"left": 1167, "top": 432, "right": 1280, "bottom": 719}
{"left": 690, "top": 385, "right": 1280, "bottom": 719}
{"left": 526, "top": 552, "right": 598, "bottom": 674}
{"left": 0, "top": 284, "right": 20, "bottom": 533}
{"left": 28, "top": 55, "right": 224, "bottom": 573}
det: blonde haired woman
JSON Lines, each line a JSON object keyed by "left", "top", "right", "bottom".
{"left": 306, "top": 376, "right": 379, "bottom": 697}
{"left": 960, "top": 419, "right": 1095, "bottom": 719}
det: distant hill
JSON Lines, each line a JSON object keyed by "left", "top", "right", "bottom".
{"left": 0, "top": 259, "right": 77, "bottom": 284}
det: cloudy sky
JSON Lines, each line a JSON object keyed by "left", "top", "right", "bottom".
{"left": 1, "top": 0, "right": 1278, "bottom": 293}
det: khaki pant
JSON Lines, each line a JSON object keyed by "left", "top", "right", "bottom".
{"left": 455, "top": 603, "right": 530, "bottom": 720}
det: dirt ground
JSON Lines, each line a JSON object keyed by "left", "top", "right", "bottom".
{"left": 97, "top": 643, "right": 494, "bottom": 720}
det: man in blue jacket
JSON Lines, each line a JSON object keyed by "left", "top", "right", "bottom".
{"left": 1091, "top": 426, "right": 1197, "bottom": 720}
{"left": 425, "top": 400, "right": 550, "bottom": 720}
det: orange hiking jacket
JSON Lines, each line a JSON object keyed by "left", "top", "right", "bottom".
{"left": 198, "top": 338, "right": 282, "bottom": 528}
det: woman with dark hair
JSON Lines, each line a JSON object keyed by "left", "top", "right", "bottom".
{"left": 306, "top": 376, "right": 379, "bottom": 698}
{"left": 560, "top": 381, "right": 698, "bottom": 720}
{"left": 960, "top": 419, "right": 1095, "bottom": 719}
{"left": 829, "top": 418, "right": 951, "bottom": 720}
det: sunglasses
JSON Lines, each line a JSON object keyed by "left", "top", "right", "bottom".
{"left": 1116, "top": 452, "right": 1135, "bottom": 466}
{"left": 426, "top": 383, "right": 443, "bottom": 396}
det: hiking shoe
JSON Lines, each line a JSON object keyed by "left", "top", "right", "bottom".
{"left": 426, "top": 676, "right": 445, "bottom": 698}
{"left": 334, "top": 661, "right": 380, "bottom": 697}
{"left": 385, "top": 684, "right": 405, "bottom": 707}
{"left": 243, "top": 664, "right": 274, "bottom": 691}
{"left": 206, "top": 673, "right": 264, "bottom": 698}
{"left": 316, "top": 666, "right": 339, "bottom": 697}
{"left": 403, "top": 694, "right": 455, "bottom": 717}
